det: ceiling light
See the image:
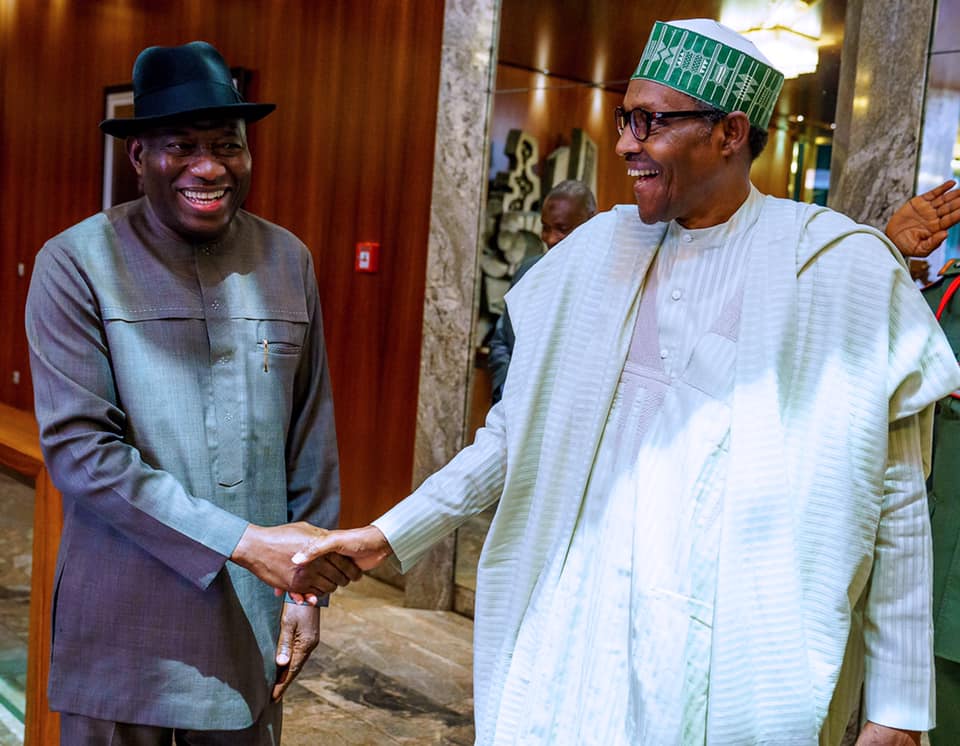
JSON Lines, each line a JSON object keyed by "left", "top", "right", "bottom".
{"left": 740, "top": 25, "right": 820, "bottom": 79}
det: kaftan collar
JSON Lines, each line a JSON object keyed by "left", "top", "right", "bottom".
{"left": 664, "top": 185, "right": 765, "bottom": 252}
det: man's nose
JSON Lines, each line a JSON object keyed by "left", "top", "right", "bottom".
{"left": 615, "top": 128, "right": 640, "bottom": 157}
{"left": 189, "top": 152, "right": 227, "bottom": 179}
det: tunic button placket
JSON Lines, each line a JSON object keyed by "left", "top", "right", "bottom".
{"left": 197, "top": 254, "right": 243, "bottom": 488}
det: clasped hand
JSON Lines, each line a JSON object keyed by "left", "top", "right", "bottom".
{"left": 286, "top": 524, "right": 393, "bottom": 605}
{"left": 231, "top": 521, "right": 363, "bottom": 603}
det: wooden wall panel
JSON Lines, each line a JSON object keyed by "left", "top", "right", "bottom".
{"left": 498, "top": 0, "right": 726, "bottom": 94}
{"left": 750, "top": 127, "right": 793, "bottom": 199}
{"left": 0, "top": 0, "right": 445, "bottom": 527}
{"left": 491, "top": 65, "right": 635, "bottom": 212}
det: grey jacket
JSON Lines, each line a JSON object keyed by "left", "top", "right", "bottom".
{"left": 25, "top": 199, "right": 340, "bottom": 728}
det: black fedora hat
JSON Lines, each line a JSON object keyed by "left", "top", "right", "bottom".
{"left": 100, "top": 41, "right": 275, "bottom": 138}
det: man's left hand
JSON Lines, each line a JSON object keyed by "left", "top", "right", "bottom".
{"left": 272, "top": 603, "right": 321, "bottom": 701}
{"left": 855, "top": 721, "right": 921, "bottom": 746}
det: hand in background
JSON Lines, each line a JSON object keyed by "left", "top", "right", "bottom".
{"left": 272, "top": 602, "right": 320, "bottom": 701}
{"left": 886, "top": 179, "right": 960, "bottom": 257}
{"left": 231, "top": 521, "right": 362, "bottom": 597}
{"left": 292, "top": 525, "right": 392, "bottom": 574}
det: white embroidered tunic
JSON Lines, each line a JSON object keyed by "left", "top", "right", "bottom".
{"left": 489, "top": 190, "right": 760, "bottom": 745}
{"left": 374, "top": 190, "right": 960, "bottom": 745}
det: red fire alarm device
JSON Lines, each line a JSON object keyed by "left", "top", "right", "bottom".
{"left": 355, "top": 241, "right": 380, "bottom": 273}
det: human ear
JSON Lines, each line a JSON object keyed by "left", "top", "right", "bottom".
{"left": 719, "top": 112, "right": 751, "bottom": 157}
{"left": 126, "top": 137, "right": 145, "bottom": 176}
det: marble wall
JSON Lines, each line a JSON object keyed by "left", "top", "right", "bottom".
{"left": 828, "top": 0, "right": 937, "bottom": 226}
{"left": 402, "top": 0, "right": 502, "bottom": 609}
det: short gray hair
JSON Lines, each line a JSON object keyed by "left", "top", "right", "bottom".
{"left": 545, "top": 180, "right": 597, "bottom": 217}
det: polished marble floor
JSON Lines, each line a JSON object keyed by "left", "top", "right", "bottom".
{"left": 0, "top": 468, "right": 31, "bottom": 745}
{"left": 280, "top": 577, "right": 473, "bottom": 745}
{"left": 0, "top": 468, "right": 474, "bottom": 746}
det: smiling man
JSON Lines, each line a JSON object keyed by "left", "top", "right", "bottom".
{"left": 290, "top": 19, "right": 960, "bottom": 746}
{"left": 25, "top": 42, "right": 358, "bottom": 745}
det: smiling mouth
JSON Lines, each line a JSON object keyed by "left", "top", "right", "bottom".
{"left": 180, "top": 188, "right": 227, "bottom": 206}
{"left": 627, "top": 167, "right": 659, "bottom": 178}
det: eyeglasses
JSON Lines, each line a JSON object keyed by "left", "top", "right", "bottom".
{"left": 614, "top": 105, "right": 724, "bottom": 142}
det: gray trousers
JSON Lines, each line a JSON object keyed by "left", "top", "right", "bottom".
{"left": 59, "top": 700, "right": 282, "bottom": 746}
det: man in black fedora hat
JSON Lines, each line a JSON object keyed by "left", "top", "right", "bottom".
{"left": 25, "top": 40, "right": 358, "bottom": 744}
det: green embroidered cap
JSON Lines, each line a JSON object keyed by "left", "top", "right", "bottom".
{"left": 632, "top": 19, "right": 785, "bottom": 130}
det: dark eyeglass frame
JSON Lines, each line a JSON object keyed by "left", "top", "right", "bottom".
{"left": 614, "top": 105, "right": 724, "bottom": 142}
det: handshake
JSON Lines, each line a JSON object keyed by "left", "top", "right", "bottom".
{"left": 231, "top": 522, "right": 392, "bottom": 603}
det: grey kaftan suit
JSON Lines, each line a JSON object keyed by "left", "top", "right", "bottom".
{"left": 25, "top": 198, "right": 340, "bottom": 730}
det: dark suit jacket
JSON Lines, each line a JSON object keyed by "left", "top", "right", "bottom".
{"left": 489, "top": 254, "right": 543, "bottom": 403}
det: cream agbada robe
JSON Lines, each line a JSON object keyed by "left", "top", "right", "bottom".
{"left": 374, "top": 191, "right": 960, "bottom": 744}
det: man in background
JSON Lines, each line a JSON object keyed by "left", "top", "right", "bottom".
{"left": 488, "top": 179, "right": 596, "bottom": 402}
{"left": 26, "top": 41, "right": 357, "bottom": 744}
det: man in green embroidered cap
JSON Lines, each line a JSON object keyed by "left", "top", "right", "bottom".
{"left": 25, "top": 41, "right": 360, "bottom": 744}
{"left": 288, "top": 19, "right": 959, "bottom": 746}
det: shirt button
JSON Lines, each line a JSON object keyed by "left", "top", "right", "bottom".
{"left": 202, "top": 246, "right": 212, "bottom": 255}
{"left": 671, "top": 289, "right": 682, "bottom": 301}
{"left": 211, "top": 300, "right": 221, "bottom": 310}
{"left": 682, "top": 234, "right": 693, "bottom": 243}
{"left": 224, "top": 412, "right": 233, "bottom": 422}
{"left": 660, "top": 349, "right": 669, "bottom": 359}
